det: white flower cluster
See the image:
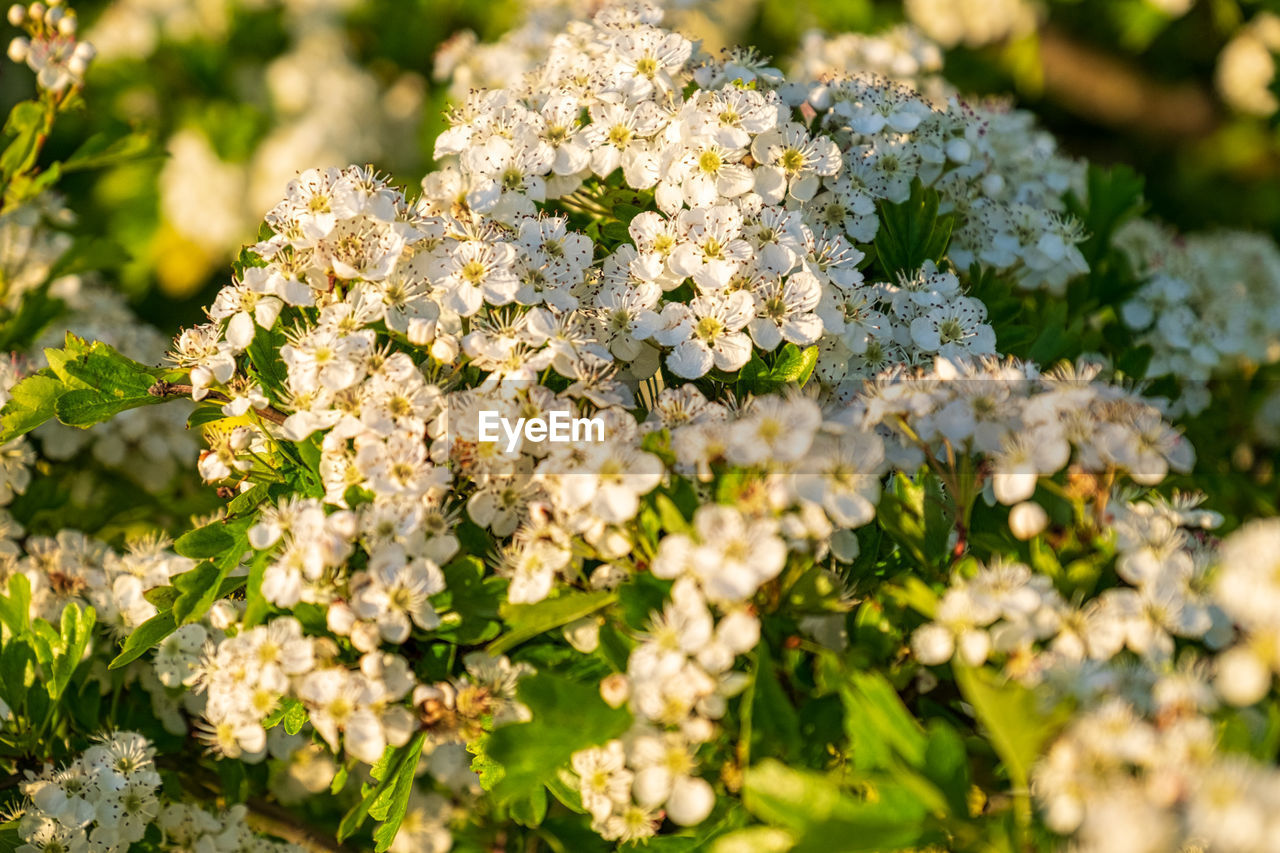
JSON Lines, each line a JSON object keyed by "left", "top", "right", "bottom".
{"left": 912, "top": 512, "right": 1280, "bottom": 851}
{"left": 103, "top": 0, "right": 425, "bottom": 271}
{"left": 1032, "top": 689, "right": 1280, "bottom": 853}
{"left": 1216, "top": 12, "right": 1280, "bottom": 116}
{"left": 902, "top": 0, "right": 1038, "bottom": 49}
{"left": 18, "top": 731, "right": 161, "bottom": 853}
{"left": 1, "top": 528, "right": 194, "bottom": 635}
{"left": 0, "top": 194, "right": 73, "bottom": 313}
{"left": 0, "top": 361, "right": 36, "bottom": 511}
{"left": 0, "top": 193, "right": 196, "bottom": 493}
{"left": 436, "top": 1, "right": 1090, "bottom": 318}
{"left": 6, "top": 0, "right": 94, "bottom": 93}
{"left": 191, "top": 616, "right": 417, "bottom": 766}
{"left": 16, "top": 730, "right": 303, "bottom": 853}
{"left": 858, "top": 357, "right": 1195, "bottom": 504}
{"left": 789, "top": 25, "right": 944, "bottom": 91}
{"left": 156, "top": 802, "right": 303, "bottom": 853}
{"left": 912, "top": 493, "right": 1224, "bottom": 676}
{"left": 567, "top": 505, "right": 787, "bottom": 840}
{"left": 1117, "top": 220, "right": 1280, "bottom": 388}
{"left": 1210, "top": 519, "right": 1280, "bottom": 707}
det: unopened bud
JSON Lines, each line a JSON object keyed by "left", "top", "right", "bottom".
{"left": 1009, "top": 501, "right": 1049, "bottom": 540}
{"left": 599, "top": 673, "right": 630, "bottom": 708}
{"left": 7, "top": 4, "right": 25, "bottom": 26}
{"left": 7, "top": 35, "right": 27, "bottom": 62}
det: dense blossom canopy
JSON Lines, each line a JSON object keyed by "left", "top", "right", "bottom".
{"left": 0, "top": 2, "right": 1279, "bottom": 853}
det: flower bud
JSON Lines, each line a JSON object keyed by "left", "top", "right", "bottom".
{"left": 563, "top": 617, "right": 600, "bottom": 653}
{"left": 26, "top": 3, "right": 43, "bottom": 22}
{"left": 43, "top": 5, "right": 59, "bottom": 25}
{"left": 945, "top": 138, "right": 972, "bottom": 164}
{"left": 7, "top": 36, "right": 28, "bottom": 63}
{"left": 326, "top": 601, "right": 356, "bottom": 635}
{"left": 665, "top": 775, "right": 715, "bottom": 826}
{"left": 981, "top": 172, "right": 1005, "bottom": 198}
{"left": 1009, "top": 501, "right": 1049, "bottom": 540}
{"left": 55, "top": 13, "right": 72, "bottom": 35}
{"left": 7, "top": 4, "right": 24, "bottom": 25}
{"left": 1216, "top": 646, "right": 1272, "bottom": 707}
{"left": 632, "top": 766, "right": 672, "bottom": 808}
{"left": 599, "top": 673, "right": 630, "bottom": 708}
{"left": 910, "top": 623, "right": 954, "bottom": 665}
{"left": 208, "top": 600, "right": 239, "bottom": 631}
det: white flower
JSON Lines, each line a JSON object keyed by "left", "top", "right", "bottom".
{"left": 751, "top": 122, "right": 841, "bottom": 204}
{"left": 656, "top": 292, "right": 754, "bottom": 379}
{"left": 908, "top": 295, "right": 996, "bottom": 357}
{"left": 747, "top": 270, "right": 824, "bottom": 351}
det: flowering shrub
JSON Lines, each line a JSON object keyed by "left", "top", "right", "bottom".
{"left": 1, "top": 2, "right": 1280, "bottom": 853}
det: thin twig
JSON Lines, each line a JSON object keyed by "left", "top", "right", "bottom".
{"left": 148, "top": 380, "right": 288, "bottom": 426}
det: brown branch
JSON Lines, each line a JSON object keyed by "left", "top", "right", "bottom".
{"left": 1037, "top": 25, "right": 1221, "bottom": 139}
{"left": 148, "top": 380, "right": 288, "bottom": 426}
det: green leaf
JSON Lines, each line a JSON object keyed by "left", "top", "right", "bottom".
{"left": 27, "top": 335, "right": 167, "bottom": 431}
{"left": 61, "top": 130, "right": 155, "bottom": 173}
{"left": 486, "top": 673, "right": 632, "bottom": 803}
{"left": 487, "top": 589, "right": 617, "bottom": 656}
{"left": 0, "top": 372, "right": 62, "bottom": 444}
{"left": 0, "top": 574, "right": 31, "bottom": 633}
{"left": 1, "top": 100, "right": 47, "bottom": 181}
{"left": 109, "top": 609, "right": 177, "bottom": 670}
{"left": 433, "top": 556, "right": 503, "bottom": 645}
{"left": 923, "top": 721, "right": 970, "bottom": 817}
{"left": 48, "top": 604, "right": 94, "bottom": 700}
{"left": 1067, "top": 163, "right": 1146, "bottom": 267}
{"left": 750, "top": 644, "right": 802, "bottom": 761}
{"left": 0, "top": 284, "right": 63, "bottom": 352}
{"left": 840, "top": 671, "right": 927, "bottom": 771}
{"left": 282, "top": 699, "right": 309, "bottom": 736}
{"left": 0, "top": 639, "right": 34, "bottom": 709}
{"left": 952, "top": 661, "right": 1069, "bottom": 826}
{"left": 246, "top": 324, "right": 288, "bottom": 404}
{"left": 873, "top": 178, "right": 954, "bottom": 278}
{"left": 174, "top": 520, "right": 240, "bottom": 560}
{"left": 768, "top": 343, "right": 819, "bottom": 386}
{"left": 338, "top": 731, "right": 428, "bottom": 849}
{"left": 171, "top": 561, "right": 247, "bottom": 626}
{"left": 740, "top": 760, "right": 927, "bottom": 852}
{"left": 508, "top": 786, "right": 549, "bottom": 827}
{"left": 242, "top": 549, "right": 274, "bottom": 629}
{"left": 654, "top": 492, "right": 692, "bottom": 534}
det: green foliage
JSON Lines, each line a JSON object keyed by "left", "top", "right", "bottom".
{"left": 872, "top": 179, "right": 955, "bottom": 279}
{"left": 0, "top": 334, "right": 167, "bottom": 443}
{"left": 735, "top": 344, "right": 820, "bottom": 395}
{"left": 337, "top": 731, "right": 430, "bottom": 851}
{"left": 483, "top": 673, "right": 632, "bottom": 804}
{"left": 732, "top": 760, "right": 929, "bottom": 853}
{"left": 488, "top": 589, "right": 617, "bottom": 656}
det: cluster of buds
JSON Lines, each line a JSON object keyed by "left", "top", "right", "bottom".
{"left": 6, "top": 0, "right": 94, "bottom": 93}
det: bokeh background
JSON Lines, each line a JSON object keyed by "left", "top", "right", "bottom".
{"left": 5, "top": 0, "right": 1280, "bottom": 338}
